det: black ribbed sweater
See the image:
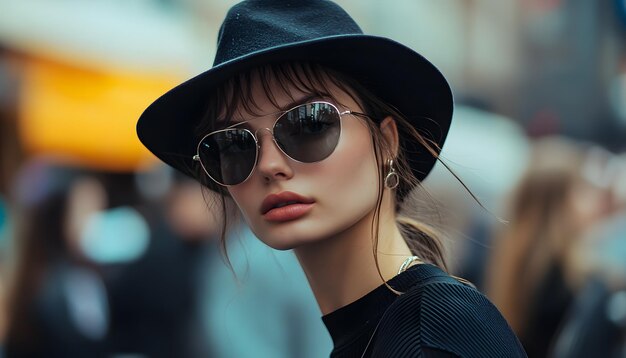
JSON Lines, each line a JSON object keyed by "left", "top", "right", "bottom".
{"left": 321, "top": 264, "right": 527, "bottom": 357}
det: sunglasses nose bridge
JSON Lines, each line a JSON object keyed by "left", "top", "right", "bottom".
{"left": 254, "top": 127, "right": 273, "bottom": 137}
{"left": 253, "top": 127, "right": 276, "bottom": 145}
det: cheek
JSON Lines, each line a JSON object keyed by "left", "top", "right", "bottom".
{"left": 307, "top": 122, "right": 381, "bottom": 219}
{"left": 227, "top": 185, "right": 258, "bottom": 225}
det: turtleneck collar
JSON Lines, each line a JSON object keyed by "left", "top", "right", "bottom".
{"left": 321, "top": 263, "right": 447, "bottom": 348}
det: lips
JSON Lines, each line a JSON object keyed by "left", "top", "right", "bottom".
{"left": 260, "top": 191, "right": 315, "bottom": 215}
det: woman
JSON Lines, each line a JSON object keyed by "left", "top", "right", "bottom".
{"left": 4, "top": 163, "right": 109, "bottom": 357}
{"left": 486, "top": 138, "right": 614, "bottom": 357}
{"left": 137, "top": 1, "right": 526, "bottom": 356}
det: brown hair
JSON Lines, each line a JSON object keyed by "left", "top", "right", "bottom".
{"left": 194, "top": 62, "right": 450, "bottom": 282}
{"left": 486, "top": 138, "right": 588, "bottom": 334}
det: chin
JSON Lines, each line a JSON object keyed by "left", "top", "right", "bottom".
{"left": 263, "top": 240, "right": 298, "bottom": 251}
{"left": 258, "top": 232, "right": 322, "bottom": 251}
{"left": 252, "top": 221, "right": 332, "bottom": 251}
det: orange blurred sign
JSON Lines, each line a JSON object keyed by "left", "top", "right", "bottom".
{"left": 18, "top": 56, "right": 181, "bottom": 172}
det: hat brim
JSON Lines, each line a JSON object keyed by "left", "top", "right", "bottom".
{"left": 137, "top": 34, "right": 453, "bottom": 189}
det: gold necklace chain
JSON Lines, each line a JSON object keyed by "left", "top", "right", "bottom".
{"left": 360, "top": 256, "right": 420, "bottom": 358}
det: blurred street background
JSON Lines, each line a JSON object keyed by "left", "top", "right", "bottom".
{"left": 0, "top": 0, "right": 625, "bottom": 357}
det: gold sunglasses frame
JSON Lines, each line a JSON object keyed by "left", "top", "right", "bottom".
{"left": 193, "top": 101, "right": 368, "bottom": 186}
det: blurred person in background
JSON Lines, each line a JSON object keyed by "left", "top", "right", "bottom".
{"left": 137, "top": 1, "right": 526, "bottom": 356}
{"left": 91, "top": 168, "right": 209, "bottom": 358}
{"left": 4, "top": 160, "right": 110, "bottom": 357}
{"left": 549, "top": 151, "right": 626, "bottom": 358}
{"left": 3, "top": 160, "right": 214, "bottom": 357}
{"left": 486, "top": 137, "right": 614, "bottom": 357}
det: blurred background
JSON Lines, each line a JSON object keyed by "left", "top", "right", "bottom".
{"left": 0, "top": 0, "right": 625, "bottom": 357}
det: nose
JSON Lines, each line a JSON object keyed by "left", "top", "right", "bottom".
{"left": 254, "top": 128, "right": 294, "bottom": 182}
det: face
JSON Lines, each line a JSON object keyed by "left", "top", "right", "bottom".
{"left": 222, "top": 73, "right": 382, "bottom": 250}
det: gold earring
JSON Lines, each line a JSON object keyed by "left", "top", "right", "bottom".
{"left": 384, "top": 159, "right": 399, "bottom": 189}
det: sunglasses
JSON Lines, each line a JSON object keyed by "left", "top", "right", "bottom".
{"left": 193, "top": 101, "right": 367, "bottom": 186}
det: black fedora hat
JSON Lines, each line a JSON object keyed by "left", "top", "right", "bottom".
{"left": 136, "top": 0, "right": 453, "bottom": 194}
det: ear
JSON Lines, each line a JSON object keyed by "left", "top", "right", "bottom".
{"left": 379, "top": 116, "right": 400, "bottom": 158}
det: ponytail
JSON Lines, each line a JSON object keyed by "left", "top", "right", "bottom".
{"left": 396, "top": 215, "right": 448, "bottom": 271}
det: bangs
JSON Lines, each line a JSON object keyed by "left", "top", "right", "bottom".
{"left": 195, "top": 62, "right": 366, "bottom": 137}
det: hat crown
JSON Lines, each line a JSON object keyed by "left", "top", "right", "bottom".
{"left": 213, "top": 0, "right": 363, "bottom": 66}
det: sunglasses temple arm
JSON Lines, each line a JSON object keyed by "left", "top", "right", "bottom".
{"left": 343, "top": 110, "right": 371, "bottom": 119}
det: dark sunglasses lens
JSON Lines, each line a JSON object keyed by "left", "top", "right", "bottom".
{"left": 198, "top": 129, "right": 257, "bottom": 185}
{"left": 274, "top": 103, "right": 341, "bottom": 162}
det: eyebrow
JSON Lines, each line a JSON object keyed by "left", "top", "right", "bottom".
{"left": 218, "top": 94, "right": 327, "bottom": 130}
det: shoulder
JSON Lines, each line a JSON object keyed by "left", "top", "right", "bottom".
{"left": 373, "top": 270, "right": 527, "bottom": 357}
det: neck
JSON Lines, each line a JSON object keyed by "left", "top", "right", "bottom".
{"left": 294, "top": 192, "right": 416, "bottom": 315}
